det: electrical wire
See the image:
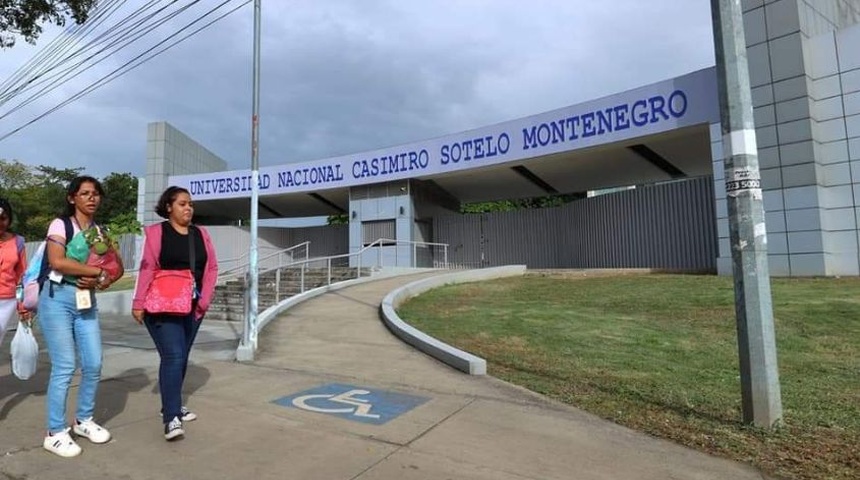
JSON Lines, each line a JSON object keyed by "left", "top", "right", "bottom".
{"left": 0, "top": 0, "right": 251, "bottom": 142}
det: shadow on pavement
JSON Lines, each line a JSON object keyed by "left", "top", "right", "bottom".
{"left": 0, "top": 367, "right": 49, "bottom": 421}
{"left": 148, "top": 364, "right": 211, "bottom": 399}
{"left": 95, "top": 367, "right": 151, "bottom": 424}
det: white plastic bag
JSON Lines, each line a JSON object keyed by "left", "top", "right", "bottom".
{"left": 11, "top": 321, "right": 39, "bottom": 380}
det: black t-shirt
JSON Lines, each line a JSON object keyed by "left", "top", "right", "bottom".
{"left": 159, "top": 222, "right": 207, "bottom": 288}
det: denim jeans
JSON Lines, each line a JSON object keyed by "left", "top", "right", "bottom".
{"left": 38, "top": 283, "right": 102, "bottom": 433}
{"left": 144, "top": 312, "right": 200, "bottom": 424}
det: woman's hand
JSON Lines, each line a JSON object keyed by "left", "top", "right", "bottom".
{"left": 132, "top": 309, "right": 144, "bottom": 325}
{"left": 17, "top": 309, "right": 32, "bottom": 325}
{"left": 76, "top": 276, "right": 99, "bottom": 290}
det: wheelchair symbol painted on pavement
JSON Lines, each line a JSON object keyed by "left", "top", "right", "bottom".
{"left": 291, "top": 389, "right": 380, "bottom": 419}
{"left": 273, "top": 383, "right": 429, "bottom": 425}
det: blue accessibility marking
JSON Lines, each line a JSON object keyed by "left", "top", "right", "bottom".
{"left": 273, "top": 383, "right": 429, "bottom": 425}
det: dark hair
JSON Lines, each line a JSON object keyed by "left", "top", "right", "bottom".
{"left": 0, "top": 197, "right": 13, "bottom": 224}
{"left": 155, "top": 186, "right": 191, "bottom": 219}
{"left": 64, "top": 175, "right": 106, "bottom": 217}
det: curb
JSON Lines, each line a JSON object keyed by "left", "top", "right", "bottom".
{"left": 380, "top": 265, "right": 527, "bottom": 375}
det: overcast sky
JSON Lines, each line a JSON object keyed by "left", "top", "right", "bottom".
{"left": 0, "top": 1, "right": 715, "bottom": 179}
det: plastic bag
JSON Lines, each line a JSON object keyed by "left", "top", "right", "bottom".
{"left": 11, "top": 321, "right": 39, "bottom": 380}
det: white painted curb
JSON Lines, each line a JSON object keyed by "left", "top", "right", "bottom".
{"left": 380, "top": 265, "right": 527, "bottom": 375}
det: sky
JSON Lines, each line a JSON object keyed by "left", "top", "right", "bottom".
{"left": 0, "top": 0, "right": 716, "bottom": 179}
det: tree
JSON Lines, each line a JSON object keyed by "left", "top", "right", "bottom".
{"left": 0, "top": 160, "right": 141, "bottom": 238}
{"left": 327, "top": 214, "right": 348, "bottom": 225}
{"left": 461, "top": 193, "right": 584, "bottom": 214}
{"left": 0, "top": 0, "right": 97, "bottom": 48}
{"left": 0, "top": 159, "right": 32, "bottom": 190}
{"left": 98, "top": 172, "right": 141, "bottom": 234}
{"left": 98, "top": 172, "right": 137, "bottom": 224}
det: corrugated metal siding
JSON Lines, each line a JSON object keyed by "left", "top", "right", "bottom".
{"left": 434, "top": 176, "right": 717, "bottom": 271}
{"left": 434, "top": 213, "right": 485, "bottom": 268}
{"left": 285, "top": 224, "right": 349, "bottom": 258}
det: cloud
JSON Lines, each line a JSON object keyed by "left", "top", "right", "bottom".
{"left": 0, "top": 0, "right": 715, "bottom": 178}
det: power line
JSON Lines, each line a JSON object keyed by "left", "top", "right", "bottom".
{"left": 0, "top": 0, "right": 251, "bottom": 142}
{"left": 0, "top": 0, "right": 122, "bottom": 97}
{"left": 0, "top": 1, "right": 198, "bottom": 114}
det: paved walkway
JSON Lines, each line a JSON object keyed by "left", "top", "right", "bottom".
{"left": 0, "top": 273, "right": 770, "bottom": 479}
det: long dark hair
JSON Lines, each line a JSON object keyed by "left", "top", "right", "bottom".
{"left": 64, "top": 175, "right": 105, "bottom": 217}
{"left": 0, "top": 197, "right": 13, "bottom": 227}
{"left": 0, "top": 197, "right": 15, "bottom": 231}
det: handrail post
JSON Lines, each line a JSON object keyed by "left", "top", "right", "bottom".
{"left": 377, "top": 244, "right": 382, "bottom": 269}
{"left": 327, "top": 258, "right": 332, "bottom": 285}
{"left": 301, "top": 263, "right": 306, "bottom": 293}
{"left": 444, "top": 245, "right": 448, "bottom": 269}
{"left": 413, "top": 242, "right": 417, "bottom": 268}
{"left": 242, "top": 272, "right": 250, "bottom": 345}
{"left": 275, "top": 268, "right": 281, "bottom": 303}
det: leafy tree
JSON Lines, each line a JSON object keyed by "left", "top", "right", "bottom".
{"left": 98, "top": 172, "right": 137, "bottom": 224}
{"left": 0, "top": 159, "right": 32, "bottom": 190}
{"left": 327, "top": 214, "right": 348, "bottom": 225}
{"left": 104, "top": 211, "right": 142, "bottom": 236}
{"left": 0, "top": 160, "right": 140, "bottom": 238}
{"left": 36, "top": 165, "right": 83, "bottom": 186}
{"left": 461, "top": 193, "right": 584, "bottom": 214}
{"left": 0, "top": 0, "right": 97, "bottom": 48}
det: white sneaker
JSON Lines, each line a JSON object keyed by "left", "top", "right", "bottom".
{"left": 73, "top": 418, "right": 111, "bottom": 444}
{"left": 159, "top": 406, "right": 197, "bottom": 422}
{"left": 43, "top": 428, "right": 82, "bottom": 458}
{"left": 164, "top": 416, "right": 184, "bottom": 441}
{"left": 180, "top": 406, "right": 197, "bottom": 422}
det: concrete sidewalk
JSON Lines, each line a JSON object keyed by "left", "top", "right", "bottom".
{"left": 0, "top": 273, "right": 770, "bottom": 479}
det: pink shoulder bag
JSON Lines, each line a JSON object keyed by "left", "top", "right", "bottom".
{"left": 143, "top": 227, "right": 197, "bottom": 315}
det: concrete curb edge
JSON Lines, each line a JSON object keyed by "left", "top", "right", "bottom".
{"left": 379, "top": 265, "right": 527, "bottom": 375}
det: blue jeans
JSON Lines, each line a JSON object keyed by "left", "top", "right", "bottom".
{"left": 38, "top": 283, "right": 102, "bottom": 433}
{"left": 144, "top": 312, "right": 200, "bottom": 424}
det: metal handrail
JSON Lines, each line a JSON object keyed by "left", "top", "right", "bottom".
{"left": 219, "top": 241, "right": 310, "bottom": 280}
{"left": 253, "top": 238, "right": 447, "bottom": 279}
{"left": 238, "top": 238, "right": 449, "bottom": 359}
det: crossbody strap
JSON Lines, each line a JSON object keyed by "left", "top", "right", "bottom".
{"left": 188, "top": 226, "right": 196, "bottom": 272}
{"left": 188, "top": 226, "right": 197, "bottom": 298}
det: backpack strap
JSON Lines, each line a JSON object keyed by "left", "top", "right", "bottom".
{"left": 39, "top": 216, "right": 77, "bottom": 296}
{"left": 63, "top": 216, "right": 74, "bottom": 245}
{"left": 15, "top": 234, "right": 24, "bottom": 255}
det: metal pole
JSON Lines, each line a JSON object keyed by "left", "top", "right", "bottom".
{"left": 710, "top": 0, "right": 782, "bottom": 428}
{"left": 245, "top": 0, "right": 262, "bottom": 358}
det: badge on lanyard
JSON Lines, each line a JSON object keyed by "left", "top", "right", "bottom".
{"left": 75, "top": 288, "right": 92, "bottom": 310}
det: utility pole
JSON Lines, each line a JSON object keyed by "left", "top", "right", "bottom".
{"left": 710, "top": 0, "right": 782, "bottom": 427}
{"left": 240, "top": 0, "right": 262, "bottom": 361}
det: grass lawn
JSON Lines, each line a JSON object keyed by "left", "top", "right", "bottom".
{"left": 106, "top": 275, "right": 136, "bottom": 291}
{"left": 397, "top": 274, "right": 860, "bottom": 480}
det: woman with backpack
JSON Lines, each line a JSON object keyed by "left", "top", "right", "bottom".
{"left": 0, "top": 197, "right": 30, "bottom": 349}
{"left": 39, "top": 176, "right": 124, "bottom": 458}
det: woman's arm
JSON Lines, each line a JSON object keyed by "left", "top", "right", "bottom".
{"left": 46, "top": 236, "right": 101, "bottom": 277}
{"left": 195, "top": 226, "right": 219, "bottom": 319}
{"left": 132, "top": 224, "right": 160, "bottom": 311}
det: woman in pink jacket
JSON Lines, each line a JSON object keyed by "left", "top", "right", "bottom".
{"left": 132, "top": 186, "right": 218, "bottom": 441}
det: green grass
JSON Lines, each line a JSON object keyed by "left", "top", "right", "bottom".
{"left": 106, "top": 275, "right": 136, "bottom": 291}
{"left": 398, "top": 274, "right": 860, "bottom": 480}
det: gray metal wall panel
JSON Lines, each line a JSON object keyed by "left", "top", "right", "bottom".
{"left": 285, "top": 224, "right": 349, "bottom": 258}
{"left": 433, "top": 176, "right": 717, "bottom": 271}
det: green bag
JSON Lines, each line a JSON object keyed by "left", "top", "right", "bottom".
{"left": 63, "top": 231, "right": 90, "bottom": 283}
